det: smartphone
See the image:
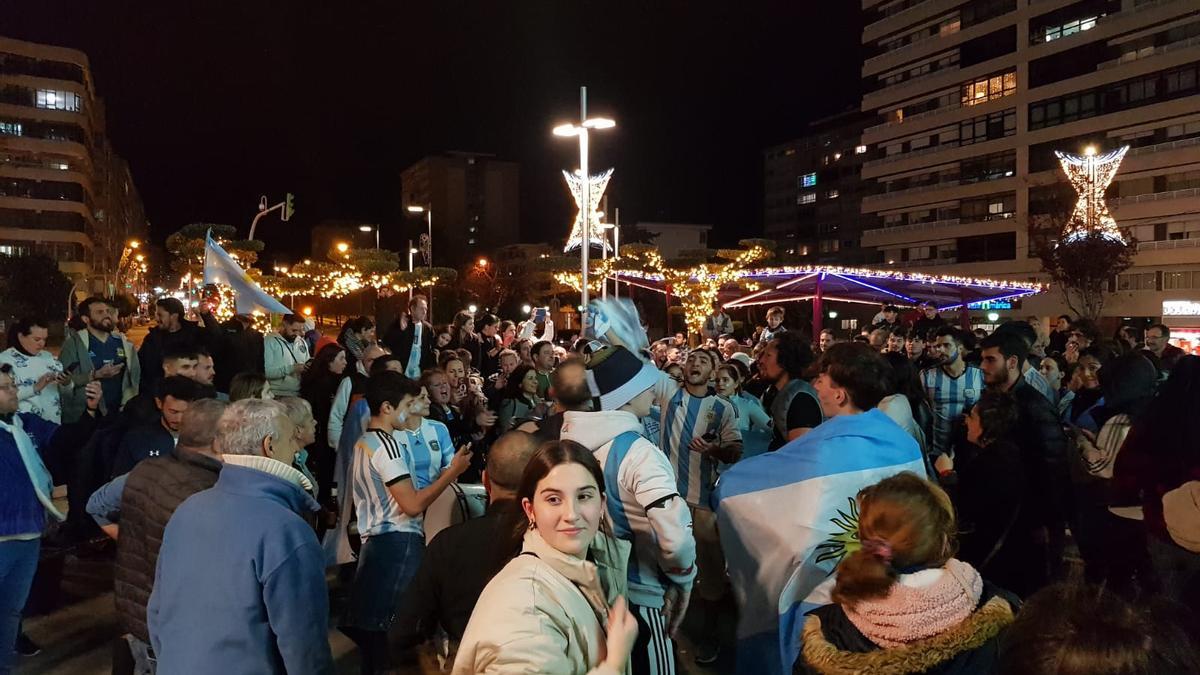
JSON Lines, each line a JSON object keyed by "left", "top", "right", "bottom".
{"left": 533, "top": 307, "right": 548, "bottom": 322}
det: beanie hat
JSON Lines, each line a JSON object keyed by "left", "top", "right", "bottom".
{"left": 1163, "top": 481, "right": 1200, "bottom": 553}
{"left": 586, "top": 345, "right": 661, "bottom": 411}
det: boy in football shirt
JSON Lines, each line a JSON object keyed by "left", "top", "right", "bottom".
{"left": 342, "top": 372, "right": 471, "bottom": 673}
{"left": 921, "top": 326, "right": 984, "bottom": 460}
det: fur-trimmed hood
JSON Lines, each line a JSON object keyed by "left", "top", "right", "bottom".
{"left": 799, "top": 595, "right": 1015, "bottom": 675}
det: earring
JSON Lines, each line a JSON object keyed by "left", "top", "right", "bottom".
{"left": 528, "top": 518, "right": 536, "bottom": 529}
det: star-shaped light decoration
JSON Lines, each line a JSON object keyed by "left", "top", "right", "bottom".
{"left": 1054, "top": 145, "right": 1129, "bottom": 244}
{"left": 563, "top": 168, "right": 614, "bottom": 253}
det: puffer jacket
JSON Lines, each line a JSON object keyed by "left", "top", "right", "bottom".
{"left": 453, "top": 528, "right": 630, "bottom": 675}
{"left": 561, "top": 409, "right": 697, "bottom": 609}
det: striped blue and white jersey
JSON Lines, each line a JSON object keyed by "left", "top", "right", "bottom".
{"left": 921, "top": 365, "right": 984, "bottom": 457}
{"left": 350, "top": 429, "right": 422, "bottom": 541}
{"left": 657, "top": 386, "right": 741, "bottom": 510}
{"left": 395, "top": 419, "right": 455, "bottom": 490}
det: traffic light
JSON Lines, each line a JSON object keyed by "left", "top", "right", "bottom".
{"left": 283, "top": 193, "right": 295, "bottom": 221}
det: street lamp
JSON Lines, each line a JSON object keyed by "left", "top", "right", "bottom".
{"left": 408, "top": 243, "right": 419, "bottom": 300}
{"left": 553, "top": 85, "right": 615, "bottom": 310}
{"left": 407, "top": 204, "right": 434, "bottom": 317}
{"left": 359, "top": 224, "right": 379, "bottom": 249}
{"left": 336, "top": 241, "right": 349, "bottom": 254}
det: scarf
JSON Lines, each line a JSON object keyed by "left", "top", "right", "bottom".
{"left": 843, "top": 558, "right": 983, "bottom": 649}
{"left": 0, "top": 414, "right": 64, "bottom": 520}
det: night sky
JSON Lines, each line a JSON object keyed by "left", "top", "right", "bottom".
{"left": 6, "top": 1, "right": 861, "bottom": 263}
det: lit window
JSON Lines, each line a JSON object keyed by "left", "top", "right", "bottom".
{"left": 827, "top": 190, "right": 840, "bottom": 199}
{"left": 833, "top": 152, "right": 842, "bottom": 161}
{"left": 48, "top": 162, "right": 68, "bottom": 170}
{"left": 35, "top": 89, "right": 81, "bottom": 112}
{"left": 798, "top": 192, "right": 816, "bottom": 205}
{"left": 855, "top": 145, "right": 867, "bottom": 154}
{"left": 468, "top": 238, "right": 476, "bottom": 244}
{"left": 0, "top": 121, "right": 20, "bottom": 136}
{"left": 802, "top": 172, "right": 817, "bottom": 187}
{"left": 0, "top": 246, "right": 12, "bottom": 255}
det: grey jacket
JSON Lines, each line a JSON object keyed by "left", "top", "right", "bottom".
{"left": 59, "top": 328, "right": 140, "bottom": 422}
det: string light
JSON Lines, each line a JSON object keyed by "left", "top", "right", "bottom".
{"left": 1054, "top": 145, "right": 1128, "bottom": 244}
{"left": 562, "top": 168, "right": 614, "bottom": 253}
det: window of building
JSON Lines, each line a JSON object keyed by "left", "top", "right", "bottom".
{"left": 801, "top": 172, "right": 817, "bottom": 187}
{"left": 962, "top": 71, "right": 1017, "bottom": 106}
{"left": 47, "top": 161, "right": 68, "bottom": 170}
{"left": 1030, "top": 62, "right": 1200, "bottom": 131}
{"left": 855, "top": 145, "right": 868, "bottom": 154}
{"left": 1116, "top": 272, "right": 1157, "bottom": 291}
{"left": 798, "top": 192, "right": 816, "bottom": 205}
{"left": 827, "top": 190, "right": 839, "bottom": 199}
{"left": 1038, "top": 16, "right": 1098, "bottom": 43}
{"left": 961, "top": 192, "right": 1016, "bottom": 222}
{"left": 1163, "top": 271, "right": 1198, "bottom": 290}
{"left": 0, "top": 121, "right": 19, "bottom": 136}
{"left": 35, "top": 89, "right": 81, "bottom": 112}
{"left": 957, "top": 231, "right": 1016, "bottom": 262}
{"left": 819, "top": 238, "right": 840, "bottom": 253}
{"left": 468, "top": 238, "right": 476, "bottom": 245}
{"left": 959, "top": 108, "right": 1016, "bottom": 145}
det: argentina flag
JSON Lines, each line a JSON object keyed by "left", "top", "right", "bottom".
{"left": 203, "top": 231, "right": 291, "bottom": 315}
{"left": 714, "top": 408, "right": 925, "bottom": 674}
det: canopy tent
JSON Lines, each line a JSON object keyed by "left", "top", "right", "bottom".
{"left": 608, "top": 264, "right": 1046, "bottom": 336}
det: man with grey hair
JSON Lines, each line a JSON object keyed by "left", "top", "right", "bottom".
{"left": 148, "top": 399, "right": 332, "bottom": 674}
{"left": 390, "top": 431, "right": 540, "bottom": 656}
{"left": 87, "top": 398, "right": 227, "bottom": 674}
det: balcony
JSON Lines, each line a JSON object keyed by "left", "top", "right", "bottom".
{"left": 865, "top": 139, "right": 961, "bottom": 168}
{"left": 1137, "top": 238, "right": 1200, "bottom": 252}
{"left": 1110, "top": 187, "right": 1200, "bottom": 207}
{"left": 869, "top": 64, "right": 962, "bottom": 104}
{"left": 863, "top": 0, "right": 966, "bottom": 43}
{"left": 1098, "top": 35, "right": 1200, "bottom": 70}
{"left": 862, "top": 179, "right": 962, "bottom": 205}
{"left": 1128, "top": 136, "right": 1200, "bottom": 158}
{"left": 864, "top": 217, "right": 962, "bottom": 238}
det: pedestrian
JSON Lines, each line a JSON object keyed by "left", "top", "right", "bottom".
{"left": 797, "top": 472, "right": 1018, "bottom": 674}
{"left": 447, "top": 311, "right": 479, "bottom": 365}
{"left": 264, "top": 314, "right": 311, "bottom": 397}
{"left": 817, "top": 328, "right": 836, "bottom": 354}
{"left": 86, "top": 399, "right": 227, "bottom": 675}
{"left": 0, "top": 318, "right": 67, "bottom": 424}
{"left": 1038, "top": 353, "right": 1068, "bottom": 411}
{"left": 382, "top": 295, "right": 435, "bottom": 379}
{"left": 453, "top": 440, "right": 640, "bottom": 675}
{"left": 483, "top": 349, "right": 519, "bottom": 410}
{"left": 702, "top": 303, "right": 734, "bottom": 342}
{"left": 993, "top": 321, "right": 1056, "bottom": 403}
{"left": 137, "top": 298, "right": 205, "bottom": 394}
{"left": 337, "top": 316, "right": 376, "bottom": 374}
{"left": 496, "top": 364, "right": 541, "bottom": 432}
{"left": 110, "top": 376, "right": 207, "bottom": 477}
{"left": 870, "top": 304, "right": 902, "bottom": 332}
{"left": 714, "top": 362, "right": 771, "bottom": 459}
{"left": 327, "top": 344, "right": 386, "bottom": 450}
{"left": 342, "top": 372, "right": 471, "bottom": 674}
{"left": 530, "top": 340, "right": 556, "bottom": 399}
{"left": 757, "top": 306, "right": 786, "bottom": 345}
{"left": 229, "top": 371, "right": 272, "bottom": 402}
{"left": 207, "top": 313, "right": 263, "bottom": 395}
{"left": 998, "top": 582, "right": 1200, "bottom": 674}
{"left": 879, "top": 351, "right": 932, "bottom": 458}
{"left": 1047, "top": 314, "right": 1072, "bottom": 355}
{"left": 474, "top": 314, "right": 503, "bottom": 380}
{"left": 561, "top": 346, "right": 698, "bottom": 673}
{"left": 514, "top": 358, "right": 592, "bottom": 443}
{"left": 922, "top": 326, "right": 984, "bottom": 461}
{"left": 277, "top": 396, "right": 322, "bottom": 497}
{"left": 1112, "top": 356, "right": 1200, "bottom": 608}
{"left": 0, "top": 370, "right": 101, "bottom": 672}
{"left": 389, "top": 431, "right": 539, "bottom": 662}
{"left": 758, "top": 331, "right": 822, "bottom": 449}
{"left": 1143, "top": 322, "right": 1185, "bottom": 372}
{"left": 300, "top": 344, "right": 348, "bottom": 503}
{"left": 60, "top": 297, "right": 140, "bottom": 422}
{"left": 147, "top": 399, "right": 333, "bottom": 674}
{"left": 715, "top": 343, "right": 926, "bottom": 674}
{"left": 911, "top": 301, "right": 947, "bottom": 337}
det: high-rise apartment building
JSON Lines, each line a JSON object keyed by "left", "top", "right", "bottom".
{"left": 401, "top": 152, "right": 519, "bottom": 268}
{"left": 0, "top": 36, "right": 146, "bottom": 289}
{"left": 858, "top": 0, "right": 1200, "bottom": 320}
{"left": 764, "top": 109, "right": 878, "bottom": 265}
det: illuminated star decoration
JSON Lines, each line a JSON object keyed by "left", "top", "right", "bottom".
{"left": 563, "top": 168, "right": 614, "bottom": 253}
{"left": 1054, "top": 145, "right": 1129, "bottom": 244}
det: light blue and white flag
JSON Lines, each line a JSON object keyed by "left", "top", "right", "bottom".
{"left": 714, "top": 408, "right": 925, "bottom": 674}
{"left": 202, "top": 231, "right": 290, "bottom": 315}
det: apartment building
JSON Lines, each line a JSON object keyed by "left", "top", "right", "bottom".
{"left": 764, "top": 109, "right": 879, "bottom": 265}
{"left": 858, "top": 0, "right": 1200, "bottom": 326}
{"left": 0, "top": 36, "right": 147, "bottom": 289}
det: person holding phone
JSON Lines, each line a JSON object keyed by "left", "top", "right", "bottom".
{"left": 60, "top": 297, "right": 140, "bottom": 422}
{"left": 0, "top": 318, "right": 69, "bottom": 424}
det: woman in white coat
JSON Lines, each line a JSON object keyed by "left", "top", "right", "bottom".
{"left": 0, "top": 318, "right": 66, "bottom": 423}
{"left": 454, "top": 440, "right": 639, "bottom": 675}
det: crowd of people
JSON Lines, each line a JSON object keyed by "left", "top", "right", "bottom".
{"left": 1, "top": 292, "right": 1198, "bottom": 674}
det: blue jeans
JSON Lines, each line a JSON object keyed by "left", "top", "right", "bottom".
{"left": 0, "top": 539, "right": 40, "bottom": 674}
{"left": 342, "top": 531, "right": 424, "bottom": 631}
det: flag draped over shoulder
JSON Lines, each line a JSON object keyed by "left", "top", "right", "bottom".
{"left": 714, "top": 408, "right": 926, "bottom": 675}
{"left": 323, "top": 397, "right": 370, "bottom": 568}
{"left": 202, "top": 232, "right": 290, "bottom": 315}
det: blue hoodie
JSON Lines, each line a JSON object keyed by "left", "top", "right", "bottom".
{"left": 148, "top": 462, "right": 333, "bottom": 675}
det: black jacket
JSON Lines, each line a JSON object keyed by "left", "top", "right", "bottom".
{"left": 796, "top": 583, "right": 1017, "bottom": 675}
{"left": 137, "top": 320, "right": 206, "bottom": 392}
{"left": 1006, "top": 377, "right": 1070, "bottom": 529}
{"left": 390, "top": 501, "right": 519, "bottom": 648}
{"left": 381, "top": 318, "right": 435, "bottom": 374}
{"left": 207, "top": 317, "right": 264, "bottom": 393}
{"left": 111, "top": 423, "right": 176, "bottom": 478}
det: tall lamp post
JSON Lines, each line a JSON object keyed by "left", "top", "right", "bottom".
{"left": 359, "top": 224, "right": 380, "bottom": 249}
{"left": 406, "top": 205, "right": 434, "bottom": 319}
{"left": 553, "top": 86, "right": 615, "bottom": 310}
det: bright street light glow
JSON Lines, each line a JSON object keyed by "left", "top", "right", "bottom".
{"left": 828, "top": 311, "right": 838, "bottom": 319}
{"left": 468, "top": 304, "right": 478, "bottom": 314}
{"left": 336, "top": 242, "right": 349, "bottom": 253}
{"left": 129, "top": 240, "right": 140, "bottom": 249}
{"left": 1084, "top": 145, "right": 1097, "bottom": 156}
{"left": 406, "top": 205, "right": 426, "bottom": 213}
{"left": 410, "top": 248, "right": 418, "bottom": 254}
{"left": 522, "top": 304, "right": 532, "bottom": 314}
{"left": 987, "top": 312, "right": 1000, "bottom": 322}
{"left": 359, "top": 225, "right": 373, "bottom": 232}
{"left": 553, "top": 124, "right": 581, "bottom": 137}
{"left": 477, "top": 257, "right": 488, "bottom": 267}
{"left": 582, "top": 117, "right": 616, "bottom": 129}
